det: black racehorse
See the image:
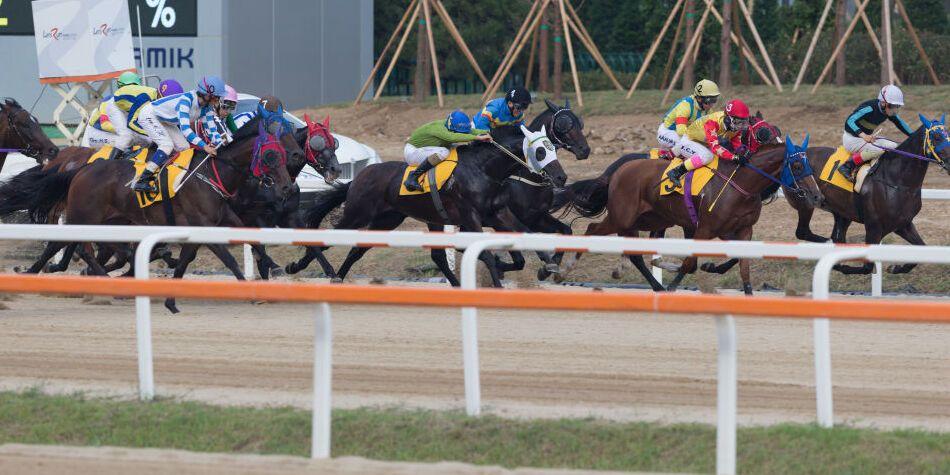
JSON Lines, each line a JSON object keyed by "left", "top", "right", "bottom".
{"left": 0, "top": 98, "right": 59, "bottom": 168}
{"left": 785, "top": 113, "right": 950, "bottom": 274}
{"left": 285, "top": 124, "right": 568, "bottom": 286}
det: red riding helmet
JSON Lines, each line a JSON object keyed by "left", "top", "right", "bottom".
{"left": 724, "top": 99, "right": 750, "bottom": 119}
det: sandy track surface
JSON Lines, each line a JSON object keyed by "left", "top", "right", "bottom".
{"left": 1, "top": 293, "right": 948, "bottom": 431}
{"left": 0, "top": 444, "right": 640, "bottom": 475}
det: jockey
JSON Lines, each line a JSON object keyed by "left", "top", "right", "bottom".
{"left": 403, "top": 110, "right": 491, "bottom": 192}
{"left": 837, "top": 84, "right": 914, "bottom": 181}
{"left": 473, "top": 86, "right": 532, "bottom": 131}
{"left": 83, "top": 76, "right": 183, "bottom": 149}
{"left": 83, "top": 71, "right": 140, "bottom": 147}
{"left": 666, "top": 99, "right": 752, "bottom": 187}
{"left": 657, "top": 79, "right": 720, "bottom": 159}
{"left": 133, "top": 75, "right": 225, "bottom": 192}
{"left": 196, "top": 85, "right": 239, "bottom": 147}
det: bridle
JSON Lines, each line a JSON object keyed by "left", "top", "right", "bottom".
{"left": 1, "top": 108, "right": 44, "bottom": 160}
{"left": 547, "top": 108, "right": 581, "bottom": 152}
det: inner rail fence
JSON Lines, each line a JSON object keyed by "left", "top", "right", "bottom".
{"left": 0, "top": 224, "right": 949, "bottom": 474}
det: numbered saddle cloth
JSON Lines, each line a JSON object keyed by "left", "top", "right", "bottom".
{"left": 655, "top": 155, "right": 719, "bottom": 196}
{"left": 819, "top": 146, "right": 874, "bottom": 193}
{"left": 88, "top": 145, "right": 194, "bottom": 207}
{"left": 399, "top": 147, "right": 459, "bottom": 196}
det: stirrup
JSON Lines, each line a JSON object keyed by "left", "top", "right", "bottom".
{"left": 404, "top": 174, "right": 424, "bottom": 191}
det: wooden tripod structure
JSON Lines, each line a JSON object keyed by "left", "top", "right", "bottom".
{"left": 801, "top": 0, "right": 940, "bottom": 93}
{"left": 353, "top": 0, "right": 490, "bottom": 107}
{"left": 480, "top": 0, "right": 623, "bottom": 108}
{"left": 627, "top": 0, "right": 784, "bottom": 105}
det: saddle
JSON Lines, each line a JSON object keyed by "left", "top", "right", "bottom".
{"left": 88, "top": 145, "right": 195, "bottom": 208}
{"left": 819, "top": 146, "right": 874, "bottom": 193}
{"left": 655, "top": 155, "right": 720, "bottom": 196}
{"left": 399, "top": 148, "right": 459, "bottom": 196}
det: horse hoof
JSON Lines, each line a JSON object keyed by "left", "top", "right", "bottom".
{"left": 331, "top": 277, "right": 344, "bottom": 284}
{"left": 164, "top": 299, "right": 180, "bottom": 314}
{"left": 284, "top": 263, "right": 299, "bottom": 275}
{"left": 552, "top": 273, "right": 565, "bottom": 284}
{"left": 656, "top": 260, "right": 681, "bottom": 272}
{"left": 270, "top": 267, "right": 285, "bottom": 278}
{"left": 537, "top": 268, "right": 551, "bottom": 281}
{"left": 743, "top": 283, "right": 754, "bottom": 295}
{"left": 887, "top": 264, "right": 911, "bottom": 274}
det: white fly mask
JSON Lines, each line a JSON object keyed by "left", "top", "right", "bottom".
{"left": 520, "top": 124, "right": 558, "bottom": 173}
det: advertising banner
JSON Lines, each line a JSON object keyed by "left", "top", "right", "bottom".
{"left": 32, "top": 0, "right": 135, "bottom": 83}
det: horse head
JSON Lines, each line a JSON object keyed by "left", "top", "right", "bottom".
{"left": 747, "top": 115, "right": 783, "bottom": 151}
{"left": 782, "top": 134, "right": 823, "bottom": 207}
{"left": 519, "top": 124, "right": 567, "bottom": 187}
{"left": 919, "top": 113, "right": 950, "bottom": 174}
{"left": 533, "top": 98, "right": 590, "bottom": 160}
{"left": 0, "top": 98, "right": 58, "bottom": 164}
{"left": 302, "top": 114, "right": 342, "bottom": 183}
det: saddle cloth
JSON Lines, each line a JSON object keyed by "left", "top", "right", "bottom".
{"left": 399, "top": 147, "right": 459, "bottom": 196}
{"left": 654, "top": 154, "right": 719, "bottom": 196}
{"left": 87, "top": 145, "right": 194, "bottom": 208}
{"left": 819, "top": 146, "right": 873, "bottom": 193}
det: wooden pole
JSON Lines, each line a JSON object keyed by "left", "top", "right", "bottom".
{"left": 374, "top": 2, "right": 422, "bottom": 101}
{"left": 691, "top": 22, "right": 705, "bottom": 63}
{"left": 882, "top": 0, "right": 894, "bottom": 85}
{"left": 702, "top": 0, "right": 773, "bottom": 87}
{"left": 421, "top": 0, "right": 444, "bottom": 107}
{"left": 834, "top": 0, "right": 846, "bottom": 86}
{"left": 414, "top": 14, "right": 429, "bottom": 102}
{"left": 432, "top": 0, "right": 490, "bottom": 88}
{"left": 682, "top": 0, "right": 695, "bottom": 90}
{"left": 564, "top": 13, "right": 623, "bottom": 91}
{"left": 719, "top": 0, "right": 733, "bottom": 89}
{"left": 860, "top": 9, "right": 884, "bottom": 59}
{"left": 354, "top": 0, "right": 418, "bottom": 105}
{"left": 539, "top": 6, "right": 551, "bottom": 92}
{"left": 483, "top": 1, "right": 550, "bottom": 102}
{"left": 733, "top": 0, "right": 750, "bottom": 85}
{"left": 664, "top": 5, "right": 711, "bottom": 105}
{"left": 525, "top": 21, "right": 540, "bottom": 89}
{"left": 735, "top": 0, "right": 782, "bottom": 91}
{"left": 626, "top": 0, "right": 685, "bottom": 99}
{"left": 793, "top": 0, "right": 834, "bottom": 91}
{"left": 894, "top": 0, "right": 940, "bottom": 85}
{"left": 483, "top": 0, "right": 543, "bottom": 102}
{"left": 811, "top": 0, "right": 873, "bottom": 93}
{"left": 553, "top": 4, "right": 564, "bottom": 100}
{"left": 661, "top": 8, "right": 687, "bottom": 89}
{"left": 558, "top": 0, "right": 583, "bottom": 107}
{"left": 564, "top": 0, "right": 624, "bottom": 91}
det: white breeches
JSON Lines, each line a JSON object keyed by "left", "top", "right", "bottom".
{"left": 403, "top": 143, "right": 450, "bottom": 166}
{"left": 673, "top": 136, "right": 714, "bottom": 168}
{"left": 138, "top": 103, "right": 190, "bottom": 155}
{"left": 81, "top": 126, "right": 117, "bottom": 148}
{"left": 656, "top": 125, "right": 681, "bottom": 150}
{"left": 842, "top": 132, "right": 897, "bottom": 162}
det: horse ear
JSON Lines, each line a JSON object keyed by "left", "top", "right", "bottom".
{"left": 564, "top": 98, "right": 570, "bottom": 109}
{"left": 303, "top": 114, "right": 312, "bottom": 127}
{"left": 540, "top": 124, "right": 547, "bottom": 136}
{"left": 323, "top": 115, "right": 331, "bottom": 128}
{"left": 755, "top": 110, "right": 763, "bottom": 119}
{"left": 785, "top": 135, "right": 794, "bottom": 154}
{"left": 802, "top": 134, "right": 810, "bottom": 150}
{"left": 919, "top": 113, "right": 931, "bottom": 128}
{"left": 544, "top": 98, "right": 559, "bottom": 112}
{"left": 520, "top": 124, "right": 531, "bottom": 137}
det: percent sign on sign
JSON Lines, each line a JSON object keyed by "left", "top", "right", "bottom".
{"left": 146, "top": 0, "right": 176, "bottom": 28}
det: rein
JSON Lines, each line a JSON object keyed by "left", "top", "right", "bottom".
{"left": 548, "top": 109, "right": 577, "bottom": 151}
{"left": 489, "top": 139, "right": 553, "bottom": 186}
{"left": 874, "top": 128, "right": 947, "bottom": 164}
{"left": 2, "top": 110, "right": 42, "bottom": 159}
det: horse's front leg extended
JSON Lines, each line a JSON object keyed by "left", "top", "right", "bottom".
{"left": 888, "top": 222, "right": 925, "bottom": 274}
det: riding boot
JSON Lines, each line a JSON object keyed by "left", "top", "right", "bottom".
{"left": 404, "top": 158, "right": 437, "bottom": 192}
{"left": 133, "top": 169, "right": 158, "bottom": 193}
{"left": 837, "top": 157, "right": 858, "bottom": 182}
{"left": 666, "top": 163, "right": 688, "bottom": 187}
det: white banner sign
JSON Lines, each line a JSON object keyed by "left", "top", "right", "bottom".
{"left": 32, "top": 0, "right": 135, "bottom": 83}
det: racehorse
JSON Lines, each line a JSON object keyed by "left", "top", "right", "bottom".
{"left": 3, "top": 115, "right": 302, "bottom": 313}
{"left": 785, "top": 114, "right": 950, "bottom": 275}
{"left": 0, "top": 98, "right": 59, "bottom": 168}
{"left": 559, "top": 130, "right": 822, "bottom": 294}
{"left": 493, "top": 99, "right": 589, "bottom": 279}
{"left": 286, "top": 124, "right": 567, "bottom": 286}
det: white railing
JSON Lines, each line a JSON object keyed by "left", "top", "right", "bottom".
{"left": 1, "top": 224, "right": 950, "bottom": 474}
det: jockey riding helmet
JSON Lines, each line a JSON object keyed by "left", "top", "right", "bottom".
{"left": 117, "top": 71, "right": 141, "bottom": 88}
{"left": 197, "top": 76, "right": 226, "bottom": 98}
{"left": 506, "top": 86, "right": 532, "bottom": 110}
{"left": 694, "top": 79, "right": 720, "bottom": 108}
{"left": 879, "top": 84, "right": 904, "bottom": 108}
{"left": 158, "top": 79, "right": 184, "bottom": 97}
{"left": 445, "top": 110, "right": 473, "bottom": 134}
{"left": 724, "top": 99, "right": 751, "bottom": 131}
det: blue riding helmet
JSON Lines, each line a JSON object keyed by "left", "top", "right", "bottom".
{"left": 196, "top": 75, "right": 226, "bottom": 97}
{"left": 445, "top": 110, "right": 473, "bottom": 134}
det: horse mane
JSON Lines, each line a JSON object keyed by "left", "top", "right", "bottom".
{"left": 484, "top": 125, "right": 525, "bottom": 152}
{"left": 232, "top": 116, "right": 261, "bottom": 142}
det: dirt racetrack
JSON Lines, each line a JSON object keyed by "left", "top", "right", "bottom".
{"left": 1, "top": 290, "right": 948, "bottom": 431}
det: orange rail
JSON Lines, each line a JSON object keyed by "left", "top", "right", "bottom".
{"left": 0, "top": 274, "right": 948, "bottom": 323}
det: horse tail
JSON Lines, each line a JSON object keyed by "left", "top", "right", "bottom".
{"left": 0, "top": 165, "right": 79, "bottom": 223}
{"left": 303, "top": 182, "right": 350, "bottom": 228}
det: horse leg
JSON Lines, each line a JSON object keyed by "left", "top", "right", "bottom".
{"left": 831, "top": 215, "right": 875, "bottom": 274}
{"left": 18, "top": 241, "right": 70, "bottom": 274}
{"left": 335, "top": 211, "right": 407, "bottom": 282}
{"left": 888, "top": 222, "right": 925, "bottom": 274}
{"left": 535, "top": 214, "right": 572, "bottom": 281}
{"left": 626, "top": 254, "right": 666, "bottom": 291}
{"left": 794, "top": 207, "right": 829, "bottom": 242}
{"left": 206, "top": 244, "right": 247, "bottom": 281}
{"left": 558, "top": 218, "right": 617, "bottom": 282}
{"left": 734, "top": 226, "right": 755, "bottom": 295}
{"left": 164, "top": 244, "right": 200, "bottom": 314}
{"left": 74, "top": 243, "right": 109, "bottom": 276}
{"left": 700, "top": 258, "right": 740, "bottom": 274}
{"left": 668, "top": 227, "right": 712, "bottom": 291}
{"left": 829, "top": 213, "right": 852, "bottom": 243}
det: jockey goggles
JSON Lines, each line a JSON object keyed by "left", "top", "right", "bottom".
{"left": 697, "top": 95, "right": 718, "bottom": 107}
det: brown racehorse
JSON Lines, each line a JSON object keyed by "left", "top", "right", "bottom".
{"left": 0, "top": 98, "right": 59, "bottom": 168}
{"left": 560, "top": 134, "right": 823, "bottom": 294}
{"left": 786, "top": 114, "right": 950, "bottom": 275}
{"left": 5, "top": 114, "right": 301, "bottom": 312}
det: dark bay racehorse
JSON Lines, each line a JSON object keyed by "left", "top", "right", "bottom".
{"left": 1, "top": 115, "right": 301, "bottom": 312}
{"left": 786, "top": 114, "right": 950, "bottom": 274}
{"left": 559, "top": 132, "right": 822, "bottom": 294}
{"left": 0, "top": 98, "right": 59, "bottom": 168}
{"left": 286, "top": 125, "right": 568, "bottom": 286}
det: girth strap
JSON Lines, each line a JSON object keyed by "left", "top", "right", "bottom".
{"left": 427, "top": 167, "right": 450, "bottom": 222}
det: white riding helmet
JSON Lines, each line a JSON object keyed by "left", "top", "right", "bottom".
{"left": 879, "top": 84, "right": 904, "bottom": 106}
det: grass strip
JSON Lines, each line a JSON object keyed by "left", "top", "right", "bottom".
{"left": 1, "top": 389, "right": 948, "bottom": 474}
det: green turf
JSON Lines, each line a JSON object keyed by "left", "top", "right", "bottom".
{"left": 1, "top": 390, "right": 948, "bottom": 474}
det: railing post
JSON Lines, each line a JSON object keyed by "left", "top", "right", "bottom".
{"left": 811, "top": 248, "right": 868, "bottom": 428}
{"left": 244, "top": 244, "right": 255, "bottom": 280}
{"left": 444, "top": 225, "right": 457, "bottom": 272}
{"left": 459, "top": 239, "right": 514, "bottom": 416}
{"left": 871, "top": 261, "right": 882, "bottom": 297}
{"left": 133, "top": 231, "right": 189, "bottom": 401}
{"left": 312, "top": 302, "right": 332, "bottom": 459}
{"left": 652, "top": 254, "right": 663, "bottom": 284}
{"left": 715, "top": 315, "right": 737, "bottom": 475}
